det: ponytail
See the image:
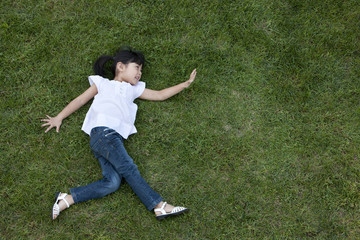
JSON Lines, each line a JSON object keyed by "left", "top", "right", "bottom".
{"left": 93, "top": 55, "right": 116, "bottom": 78}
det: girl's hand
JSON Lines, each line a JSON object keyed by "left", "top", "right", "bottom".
{"left": 41, "top": 115, "right": 63, "bottom": 133}
{"left": 184, "top": 69, "right": 197, "bottom": 88}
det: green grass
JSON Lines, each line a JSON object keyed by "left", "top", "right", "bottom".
{"left": 1, "top": 0, "right": 360, "bottom": 239}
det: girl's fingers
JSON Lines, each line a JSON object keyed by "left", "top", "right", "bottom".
{"left": 41, "top": 115, "right": 57, "bottom": 133}
{"left": 41, "top": 118, "right": 52, "bottom": 127}
{"left": 41, "top": 122, "right": 50, "bottom": 127}
{"left": 45, "top": 126, "right": 51, "bottom": 133}
{"left": 41, "top": 115, "right": 52, "bottom": 122}
{"left": 191, "top": 69, "right": 197, "bottom": 77}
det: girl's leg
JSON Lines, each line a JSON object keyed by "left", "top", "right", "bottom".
{"left": 90, "top": 127, "right": 163, "bottom": 211}
{"left": 52, "top": 156, "right": 121, "bottom": 219}
{"left": 70, "top": 155, "right": 122, "bottom": 203}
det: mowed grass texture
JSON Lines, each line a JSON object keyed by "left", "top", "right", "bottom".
{"left": 1, "top": 0, "right": 360, "bottom": 239}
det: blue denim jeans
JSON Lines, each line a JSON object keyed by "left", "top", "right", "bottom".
{"left": 70, "top": 127, "right": 163, "bottom": 211}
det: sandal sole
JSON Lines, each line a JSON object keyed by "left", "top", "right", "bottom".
{"left": 51, "top": 192, "right": 61, "bottom": 220}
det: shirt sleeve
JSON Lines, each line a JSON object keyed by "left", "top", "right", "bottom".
{"left": 88, "top": 75, "right": 104, "bottom": 92}
{"left": 132, "top": 81, "right": 146, "bottom": 100}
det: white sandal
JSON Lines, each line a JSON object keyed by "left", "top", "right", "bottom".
{"left": 154, "top": 202, "right": 189, "bottom": 220}
{"left": 52, "top": 192, "right": 70, "bottom": 220}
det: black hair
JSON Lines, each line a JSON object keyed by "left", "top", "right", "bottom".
{"left": 93, "top": 46, "right": 145, "bottom": 78}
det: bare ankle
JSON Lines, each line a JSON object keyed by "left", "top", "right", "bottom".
{"left": 155, "top": 201, "right": 164, "bottom": 209}
{"left": 65, "top": 194, "right": 74, "bottom": 206}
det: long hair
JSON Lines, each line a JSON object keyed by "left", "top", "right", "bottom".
{"left": 93, "top": 47, "right": 145, "bottom": 78}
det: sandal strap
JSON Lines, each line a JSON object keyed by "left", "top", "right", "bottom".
{"left": 154, "top": 202, "right": 167, "bottom": 215}
{"left": 58, "top": 193, "right": 70, "bottom": 208}
{"left": 171, "top": 206, "right": 186, "bottom": 213}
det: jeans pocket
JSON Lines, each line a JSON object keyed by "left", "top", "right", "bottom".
{"left": 91, "top": 136, "right": 112, "bottom": 159}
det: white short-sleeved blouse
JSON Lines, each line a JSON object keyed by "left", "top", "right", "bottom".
{"left": 81, "top": 75, "right": 145, "bottom": 139}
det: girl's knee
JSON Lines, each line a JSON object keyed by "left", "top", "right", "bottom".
{"left": 104, "top": 174, "right": 121, "bottom": 193}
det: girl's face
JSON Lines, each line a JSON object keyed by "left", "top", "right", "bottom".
{"left": 117, "top": 62, "right": 142, "bottom": 85}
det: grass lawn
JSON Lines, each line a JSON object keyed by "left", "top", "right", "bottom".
{"left": 1, "top": 0, "right": 360, "bottom": 239}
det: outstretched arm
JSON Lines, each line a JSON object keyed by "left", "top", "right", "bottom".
{"left": 139, "top": 69, "right": 197, "bottom": 101}
{"left": 41, "top": 84, "right": 98, "bottom": 133}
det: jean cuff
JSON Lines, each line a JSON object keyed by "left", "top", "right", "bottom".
{"left": 148, "top": 197, "right": 163, "bottom": 211}
{"left": 69, "top": 188, "right": 79, "bottom": 204}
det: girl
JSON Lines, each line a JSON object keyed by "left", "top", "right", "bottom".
{"left": 41, "top": 47, "right": 197, "bottom": 220}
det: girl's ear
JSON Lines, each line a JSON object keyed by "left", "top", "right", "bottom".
{"left": 116, "top": 62, "right": 126, "bottom": 72}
